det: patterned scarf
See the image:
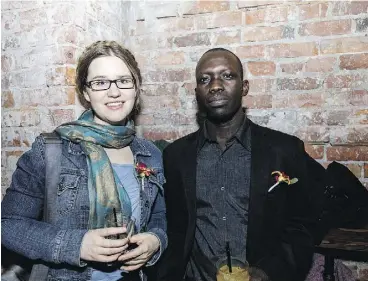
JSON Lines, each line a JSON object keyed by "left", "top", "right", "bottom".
{"left": 55, "top": 109, "right": 135, "bottom": 229}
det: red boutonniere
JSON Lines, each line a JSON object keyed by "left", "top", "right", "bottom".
{"left": 268, "top": 171, "right": 298, "bottom": 192}
{"left": 135, "top": 162, "right": 154, "bottom": 190}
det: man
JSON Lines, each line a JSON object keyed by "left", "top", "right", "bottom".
{"left": 157, "top": 48, "right": 324, "bottom": 281}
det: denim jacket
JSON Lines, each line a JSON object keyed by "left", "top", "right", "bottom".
{"left": 1, "top": 134, "right": 167, "bottom": 281}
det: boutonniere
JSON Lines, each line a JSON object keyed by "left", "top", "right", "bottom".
{"left": 268, "top": 171, "right": 298, "bottom": 192}
{"left": 135, "top": 162, "right": 154, "bottom": 191}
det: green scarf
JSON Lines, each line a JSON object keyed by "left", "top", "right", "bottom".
{"left": 55, "top": 109, "right": 135, "bottom": 229}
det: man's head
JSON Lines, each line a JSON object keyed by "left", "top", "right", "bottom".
{"left": 195, "top": 48, "right": 249, "bottom": 124}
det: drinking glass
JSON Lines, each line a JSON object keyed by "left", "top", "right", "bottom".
{"left": 216, "top": 257, "right": 250, "bottom": 281}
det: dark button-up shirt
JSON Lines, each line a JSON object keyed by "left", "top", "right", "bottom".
{"left": 186, "top": 117, "right": 251, "bottom": 281}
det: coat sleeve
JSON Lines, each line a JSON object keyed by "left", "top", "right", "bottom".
{"left": 1, "top": 136, "right": 87, "bottom": 267}
{"left": 156, "top": 145, "right": 188, "bottom": 281}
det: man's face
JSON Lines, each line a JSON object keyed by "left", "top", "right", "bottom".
{"left": 195, "top": 51, "right": 248, "bottom": 123}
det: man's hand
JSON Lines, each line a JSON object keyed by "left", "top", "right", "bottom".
{"left": 118, "top": 233, "right": 160, "bottom": 271}
{"left": 80, "top": 227, "right": 129, "bottom": 263}
{"left": 249, "top": 266, "right": 270, "bottom": 281}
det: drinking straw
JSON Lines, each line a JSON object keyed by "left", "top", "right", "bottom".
{"left": 226, "top": 241, "right": 232, "bottom": 273}
{"left": 113, "top": 208, "right": 118, "bottom": 227}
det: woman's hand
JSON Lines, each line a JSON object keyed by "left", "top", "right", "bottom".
{"left": 118, "top": 233, "right": 160, "bottom": 271}
{"left": 80, "top": 227, "right": 129, "bottom": 263}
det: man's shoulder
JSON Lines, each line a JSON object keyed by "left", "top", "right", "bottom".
{"left": 251, "top": 121, "right": 303, "bottom": 148}
{"left": 164, "top": 131, "right": 198, "bottom": 153}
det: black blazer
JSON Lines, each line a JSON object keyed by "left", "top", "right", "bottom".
{"left": 157, "top": 120, "right": 325, "bottom": 281}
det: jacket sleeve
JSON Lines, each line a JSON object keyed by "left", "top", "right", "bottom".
{"left": 156, "top": 145, "right": 188, "bottom": 281}
{"left": 145, "top": 144, "right": 168, "bottom": 266}
{"left": 1, "top": 136, "right": 87, "bottom": 267}
{"left": 255, "top": 139, "right": 324, "bottom": 281}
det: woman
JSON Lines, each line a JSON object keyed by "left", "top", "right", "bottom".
{"left": 1, "top": 41, "right": 167, "bottom": 281}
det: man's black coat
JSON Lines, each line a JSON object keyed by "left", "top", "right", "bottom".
{"left": 157, "top": 119, "right": 325, "bottom": 281}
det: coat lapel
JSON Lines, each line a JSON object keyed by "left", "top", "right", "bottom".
{"left": 247, "top": 121, "right": 275, "bottom": 261}
{"left": 180, "top": 132, "right": 199, "bottom": 257}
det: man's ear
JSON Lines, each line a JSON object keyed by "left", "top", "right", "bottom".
{"left": 242, "top": 80, "right": 249, "bottom": 96}
{"left": 83, "top": 90, "right": 91, "bottom": 102}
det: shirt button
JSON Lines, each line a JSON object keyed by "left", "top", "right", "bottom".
{"left": 222, "top": 216, "right": 226, "bottom": 221}
{"left": 221, "top": 186, "right": 225, "bottom": 191}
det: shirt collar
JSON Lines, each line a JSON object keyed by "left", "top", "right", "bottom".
{"left": 197, "top": 114, "right": 251, "bottom": 152}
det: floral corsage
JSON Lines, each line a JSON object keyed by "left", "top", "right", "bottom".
{"left": 268, "top": 171, "right": 298, "bottom": 192}
{"left": 135, "top": 162, "right": 154, "bottom": 191}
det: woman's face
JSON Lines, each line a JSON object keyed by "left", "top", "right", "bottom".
{"left": 83, "top": 56, "right": 136, "bottom": 126}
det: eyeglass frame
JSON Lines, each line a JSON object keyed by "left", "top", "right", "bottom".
{"left": 85, "top": 78, "right": 135, "bottom": 91}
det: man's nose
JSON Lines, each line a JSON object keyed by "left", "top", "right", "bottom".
{"left": 209, "top": 79, "right": 224, "bottom": 93}
{"left": 107, "top": 82, "right": 121, "bottom": 97}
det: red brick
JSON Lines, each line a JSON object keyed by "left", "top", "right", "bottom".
{"left": 154, "top": 112, "right": 194, "bottom": 126}
{"left": 245, "top": 6, "right": 291, "bottom": 24}
{"left": 330, "top": 127, "right": 368, "bottom": 145}
{"left": 277, "top": 78, "right": 321, "bottom": 91}
{"left": 280, "top": 62, "right": 304, "bottom": 74}
{"left": 299, "top": 2, "right": 328, "bottom": 20}
{"left": 248, "top": 79, "right": 275, "bottom": 93}
{"left": 142, "top": 84, "right": 180, "bottom": 96}
{"left": 1, "top": 130, "right": 22, "bottom": 147}
{"left": 346, "top": 164, "right": 362, "bottom": 178}
{"left": 236, "top": 45, "right": 265, "bottom": 59}
{"left": 140, "top": 95, "right": 180, "bottom": 113}
{"left": 1, "top": 91, "right": 14, "bottom": 108}
{"left": 243, "top": 95, "right": 272, "bottom": 109}
{"left": 181, "top": 82, "right": 196, "bottom": 96}
{"left": 19, "top": 9, "right": 48, "bottom": 31}
{"left": 299, "top": 20, "right": 351, "bottom": 36}
{"left": 324, "top": 74, "right": 362, "bottom": 89}
{"left": 155, "top": 17, "right": 194, "bottom": 33}
{"left": 135, "top": 114, "right": 155, "bottom": 126}
{"left": 182, "top": 1, "right": 230, "bottom": 15}
{"left": 212, "top": 30, "right": 241, "bottom": 45}
{"left": 354, "top": 109, "right": 368, "bottom": 125}
{"left": 154, "top": 51, "right": 185, "bottom": 65}
{"left": 273, "top": 93, "right": 323, "bottom": 109}
{"left": 195, "top": 11, "right": 243, "bottom": 29}
{"left": 268, "top": 42, "right": 318, "bottom": 58}
{"left": 1, "top": 54, "right": 16, "bottom": 72}
{"left": 247, "top": 61, "right": 275, "bottom": 76}
{"left": 320, "top": 37, "right": 368, "bottom": 54}
{"left": 326, "top": 110, "right": 350, "bottom": 126}
{"left": 327, "top": 146, "right": 368, "bottom": 161}
{"left": 305, "top": 57, "right": 336, "bottom": 72}
{"left": 143, "top": 68, "right": 192, "bottom": 83}
{"left": 142, "top": 127, "right": 181, "bottom": 141}
{"left": 237, "top": 1, "right": 281, "bottom": 9}
{"left": 51, "top": 109, "right": 75, "bottom": 125}
{"left": 173, "top": 32, "right": 210, "bottom": 47}
{"left": 340, "top": 53, "right": 368, "bottom": 70}
{"left": 364, "top": 163, "right": 368, "bottom": 178}
{"left": 295, "top": 126, "right": 329, "bottom": 143}
{"left": 305, "top": 144, "right": 324, "bottom": 159}
{"left": 330, "top": 1, "right": 368, "bottom": 16}
{"left": 132, "top": 35, "right": 173, "bottom": 50}
{"left": 243, "top": 26, "right": 284, "bottom": 42}
{"left": 356, "top": 17, "right": 368, "bottom": 32}
{"left": 349, "top": 90, "right": 368, "bottom": 106}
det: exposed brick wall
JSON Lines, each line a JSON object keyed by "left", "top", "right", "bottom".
{"left": 1, "top": 0, "right": 367, "bottom": 279}
{"left": 1, "top": 0, "right": 126, "bottom": 195}
{"left": 123, "top": 1, "right": 367, "bottom": 189}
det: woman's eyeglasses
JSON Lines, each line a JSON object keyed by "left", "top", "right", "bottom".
{"left": 85, "top": 78, "right": 134, "bottom": 91}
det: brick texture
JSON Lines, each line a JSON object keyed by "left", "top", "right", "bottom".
{"left": 2, "top": 0, "right": 368, "bottom": 277}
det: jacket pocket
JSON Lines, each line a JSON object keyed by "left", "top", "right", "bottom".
{"left": 57, "top": 168, "right": 83, "bottom": 214}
